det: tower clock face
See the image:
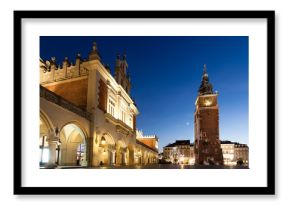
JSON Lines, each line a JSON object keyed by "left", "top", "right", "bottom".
{"left": 204, "top": 98, "right": 212, "bottom": 106}
{"left": 197, "top": 96, "right": 216, "bottom": 107}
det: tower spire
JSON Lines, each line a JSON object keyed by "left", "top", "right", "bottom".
{"left": 114, "top": 52, "right": 131, "bottom": 95}
{"left": 198, "top": 64, "right": 213, "bottom": 95}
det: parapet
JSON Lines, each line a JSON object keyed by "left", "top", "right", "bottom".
{"left": 39, "top": 54, "right": 89, "bottom": 84}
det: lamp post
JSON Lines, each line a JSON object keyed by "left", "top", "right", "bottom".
{"left": 55, "top": 127, "right": 61, "bottom": 166}
{"left": 56, "top": 138, "right": 61, "bottom": 165}
{"left": 99, "top": 136, "right": 106, "bottom": 166}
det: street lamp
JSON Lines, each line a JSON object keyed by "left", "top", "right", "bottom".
{"left": 100, "top": 136, "right": 106, "bottom": 146}
{"left": 56, "top": 138, "right": 61, "bottom": 165}
{"left": 100, "top": 136, "right": 107, "bottom": 154}
{"left": 55, "top": 127, "right": 61, "bottom": 166}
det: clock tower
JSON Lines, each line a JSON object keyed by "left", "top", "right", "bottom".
{"left": 194, "top": 64, "right": 223, "bottom": 165}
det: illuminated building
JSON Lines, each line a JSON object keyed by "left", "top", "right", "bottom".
{"left": 39, "top": 42, "right": 158, "bottom": 167}
{"left": 220, "top": 142, "right": 235, "bottom": 166}
{"left": 135, "top": 130, "right": 159, "bottom": 164}
{"left": 220, "top": 141, "right": 249, "bottom": 166}
{"left": 194, "top": 64, "right": 224, "bottom": 165}
{"left": 234, "top": 143, "right": 249, "bottom": 166}
{"left": 163, "top": 140, "right": 195, "bottom": 164}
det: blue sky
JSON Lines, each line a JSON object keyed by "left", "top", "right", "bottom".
{"left": 40, "top": 36, "right": 248, "bottom": 150}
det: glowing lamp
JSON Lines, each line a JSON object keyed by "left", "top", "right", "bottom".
{"left": 100, "top": 136, "right": 106, "bottom": 145}
{"left": 56, "top": 138, "right": 62, "bottom": 146}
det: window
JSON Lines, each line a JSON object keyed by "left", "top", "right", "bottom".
{"left": 108, "top": 98, "right": 115, "bottom": 117}
{"left": 128, "top": 114, "right": 133, "bottom": 128}
{"left": 121, "top": 110, "right": 126, "bottom": 122}
{"left": 76, "top": 144, "right": 85, "bottom": 166}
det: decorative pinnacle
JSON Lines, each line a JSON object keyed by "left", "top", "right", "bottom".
{"left": 122, "top": 53, "right": 126, "bottom": 60}
{"left": 92, "top": 41, "right": 97, "bottom": 51}
{"left": 203, "top": 64, "right": 207, "bottom": 74}
{"left": 89, "top": 41, "right": 101, "bottom": 61}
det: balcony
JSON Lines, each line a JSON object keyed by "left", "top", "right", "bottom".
{"left": 40, "top": 85, "right": 91, "bottom": 120}
{"left": 104, "top": 113, "right": 133, "bottom": 135}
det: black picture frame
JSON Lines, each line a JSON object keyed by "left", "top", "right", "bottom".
{"left": 14, "top": 10, "right": 275, "bottom": 195}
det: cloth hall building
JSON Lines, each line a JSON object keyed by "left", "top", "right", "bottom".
{"left": 39, "top": 42, "right": 158, "bottom": 168}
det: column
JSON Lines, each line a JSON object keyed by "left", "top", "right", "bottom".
{"left": 111, "top": 150, "right": 116, "bottom": 165}
{"left": 107, "top": 150, "right": 112, "bottom": 165}
{"left": 122, "top": 152, "right": 126, "bottom": 165}
{"left": 129, "top": 149, "right": 134, "bottom": 165}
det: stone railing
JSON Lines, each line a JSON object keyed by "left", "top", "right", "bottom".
{"left": 40, "top": 85, "right": 91, "bottom": 120}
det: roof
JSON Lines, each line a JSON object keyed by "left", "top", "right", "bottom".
{"left": 165, "top": 142, "right": 176, "bottom": 148}
{"left": 220, "top": 140, "right": 248, "bottom": 147}
{"left": 175, "top": 140, "right": 190, "bottom": 145}
{"left": 220, "top": 140, "right": 237, "bottom": 144}
{"left": 136, "top": 139, "right": 158, "bottom": 153}
{"left": 164, "top": 140, "right": 193, "bottom": 148}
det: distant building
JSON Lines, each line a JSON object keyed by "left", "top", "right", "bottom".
{"left": 220, "top": 140, "right": 249, "bottom": 166}
{"left": 163, "top": 140, "right": 195, "bottom": 164}
{"left": 234, "top": 143, "right": 249, "bottom": 165}
{"left": 158, "top": 152, "right": 163, "bottom": 160}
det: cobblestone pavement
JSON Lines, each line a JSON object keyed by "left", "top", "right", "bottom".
{"left": 55, "top": 164, "right": 249, "bottom": 169}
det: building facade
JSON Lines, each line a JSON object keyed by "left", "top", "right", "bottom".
{"left": 220, "top": 140, "right": 249, "bottom": 166}
{"left": 194, "top": 64, "right": 224, "bottom": 165}
{"left": 39, "top": 42, "right": 158, "bottom": 168}
{"left": 163, "top": 140, "right": 195, "bottom": 164}
{"left": 135, "top": 130, "right": 159, "bottom": 164}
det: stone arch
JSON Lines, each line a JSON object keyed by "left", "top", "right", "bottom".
{"left": 98, "top": 132, "right": 115, "bottom": 145}
{"left": 116, "top": 139, "right": 126, "bottom": 148}
{"left": 59, "top": 121, "right": 89, "bottom": 141}
{"left": 97, "top": 132, "right": 116, "bottom": 166}
{"left": 40, "top": 110, "right": 54, "bottom": 134}
{"left": 59, "top": 122, "right": 88, "bottom": 166}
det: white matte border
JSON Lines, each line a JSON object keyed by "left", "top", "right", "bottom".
{"left": 22, "top": 18, "right": 267, "bottom": 187}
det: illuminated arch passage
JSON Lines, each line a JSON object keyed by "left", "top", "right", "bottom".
{"left": 59, "top": 123, "right": 87, "bottom": 166}
{"left": 39, "top": 115, "right": 51, "bottom": 166}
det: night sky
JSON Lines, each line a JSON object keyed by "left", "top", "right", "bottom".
{"left": 40, "top": 36, "right": 248, "bottom": 150}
